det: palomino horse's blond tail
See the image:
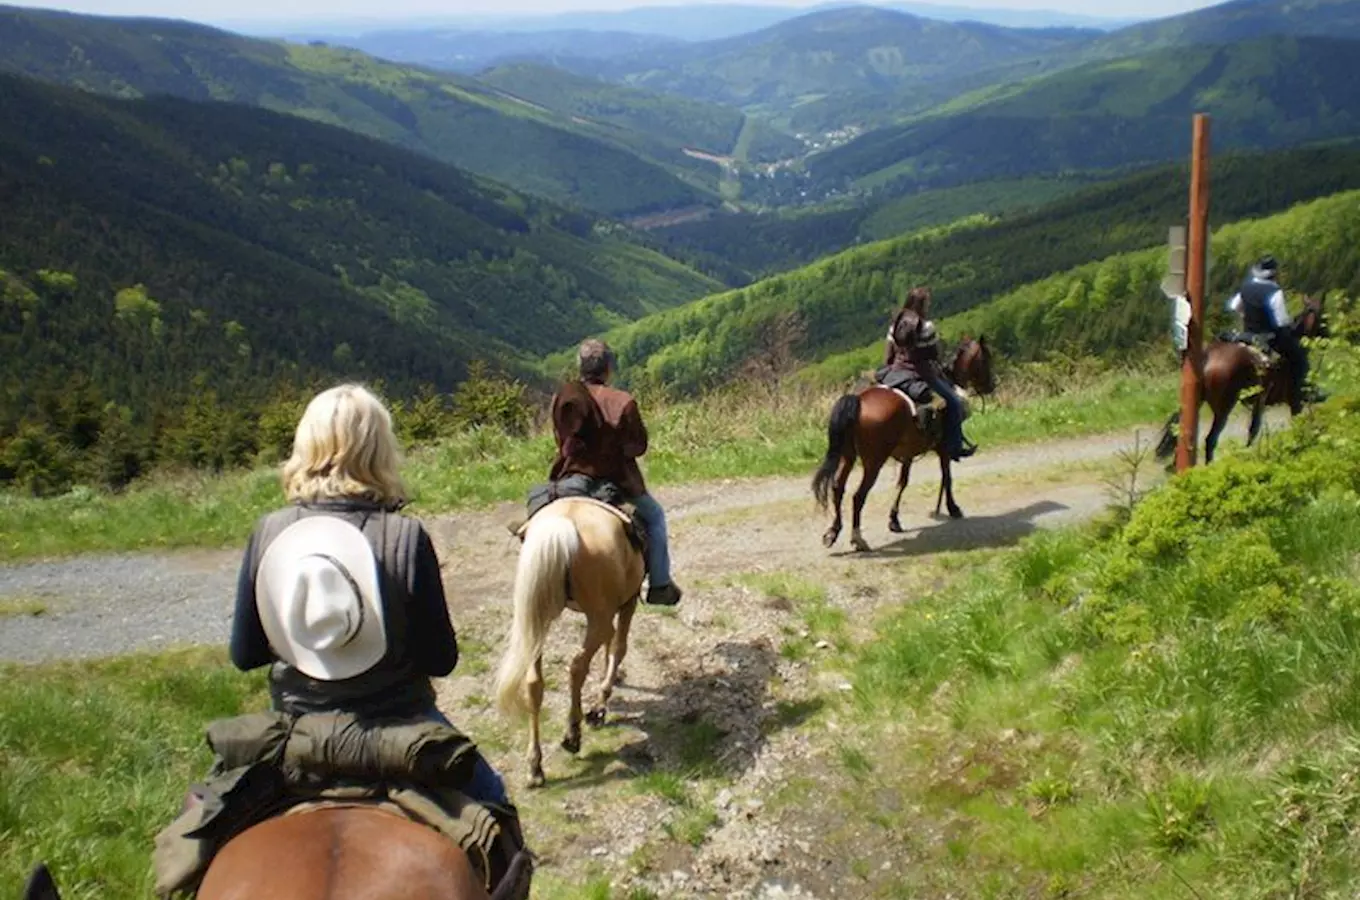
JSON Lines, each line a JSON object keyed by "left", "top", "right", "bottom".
{"left": 495, "top": 513, "right": 579, "bottom": 718}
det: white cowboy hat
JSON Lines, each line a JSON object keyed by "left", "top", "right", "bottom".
{"left": 255, "top": 516, "right": 387, "bottom": 681}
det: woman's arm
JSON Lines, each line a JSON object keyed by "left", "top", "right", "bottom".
{"left": 229, "top": 528, "right": 274, "bottom": 671}
{"left": 406, "top": 525, "right": 459, "bottom": 677}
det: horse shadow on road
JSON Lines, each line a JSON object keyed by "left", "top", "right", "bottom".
{"left": 836, "top": 499, "right": 1071, "bottom": 560}
{"left": 538, "top": 638, "right": 815, "bottom": 794}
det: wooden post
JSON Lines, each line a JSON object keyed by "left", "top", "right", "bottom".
{"left": 1176, "top": 114, "right": 1211, "bottom": 473}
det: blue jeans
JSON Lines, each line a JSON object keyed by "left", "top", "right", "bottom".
{"left": 630, "top": 492, "right": 672, "bottom": 587}
{"left": 425, "top": 707, "right": 509, "bottom": 806}
{"left": 925, "top": 373, "right": 967, "bottom": 457}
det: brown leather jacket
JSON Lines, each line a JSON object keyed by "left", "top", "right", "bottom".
{"left": 549, "top": 378, "right": 649, "bottom": 497}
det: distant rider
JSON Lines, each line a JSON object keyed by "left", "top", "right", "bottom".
{"left": 881, "top": 287, "right": 976, "bottom": 461}
{"left": 548, "top": 339, "right": 682, "bottom": 607}
{"left": 1225, "top": 255, "right": 1323, "bottom": 413}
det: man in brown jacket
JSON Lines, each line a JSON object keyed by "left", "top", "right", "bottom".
{"left": 548, "top": 339, "right": 682, "bottom": 607}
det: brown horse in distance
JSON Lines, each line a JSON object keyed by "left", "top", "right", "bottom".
{"left": 814, "top": 336, "right": 996, "bottom": 551}
{"left": 1156, "top": 296, "right": 1327, "bottom": 464}
{"left": 24, "top": 806, "right": 529, "bottom": 900}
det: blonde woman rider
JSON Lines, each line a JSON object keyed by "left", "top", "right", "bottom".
{"left": 228, "top": 383, "right": 508, "bottom": 805}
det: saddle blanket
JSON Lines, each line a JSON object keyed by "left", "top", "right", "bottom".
{"left": 513, "top": 496, "right": 634, "bottom": 539}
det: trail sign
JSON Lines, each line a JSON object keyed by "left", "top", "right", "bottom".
{"left": 1163, "top": 225, "right": 1187, "bottom": 297}
{"left": 1171, "top": 295, "right": 1191, "bottom": 350}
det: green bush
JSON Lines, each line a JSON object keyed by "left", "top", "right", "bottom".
{"left": 448, "top": 361, "right": 533, "bottom": 437}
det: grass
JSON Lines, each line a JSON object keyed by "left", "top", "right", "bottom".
{"left": 10, "top": 393, "right": 1357, "bottom": 899}
{"left": 0, "top": 648, "right": 267, "bottom": 900}
{"left": 0, "top": 358, "right": 1181, "bottom": 562}
{"left": 819, "top": 394, "right": 1360, "bottom": 898}
{"left": 0, "top": 597, "right": 46, "bottom": 617}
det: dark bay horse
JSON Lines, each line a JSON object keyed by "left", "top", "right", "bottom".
{"left": 814, "top": 336, "right": 996, "bottom": 551}
{"left": 23, "top": 805, "right": 529, "bottom": 900}
{"left": 1156, "top": 296, "right": 1327, "bottom": 464}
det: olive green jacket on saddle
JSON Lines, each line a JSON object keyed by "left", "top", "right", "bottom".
{"left": 152, "top": 710, "right": 531, "bottom": 899}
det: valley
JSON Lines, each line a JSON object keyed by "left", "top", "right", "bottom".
{"left": 7, "top": 1, "right": 1360, "bottom": 894}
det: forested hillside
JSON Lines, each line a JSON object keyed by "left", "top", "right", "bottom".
{"left": 808, "top": 36, "right": 1360, "bottom": 195}
{"left": 479, "top": 64, "right": 802, "bottom": 164}
{"left": 1085, "top": 0, "right": 1360, "bottom": 60}
{"left": 950, "top": 189, "right": 1360, "bottom": 361}
{"left": 0, "top": 4, "right": 713, "bottom": 217}
{"left": 654, "top": 176, "right": 1098, "bottom": 281}
{"left": 588, "top": 142, "right": 1360, "bottom": 394}
{"left": 784, "top": 0, "right": 1360, "bottom": 134}
{"left": 804, "top": 189, "right": 1360, "bottom": 385}
{"left": 0, "top": 72, "right": 719, "bottom": 493}
{"left": 555, "top": 7, "right": 1093, "bottom": 114}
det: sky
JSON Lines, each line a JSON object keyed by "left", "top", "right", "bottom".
{"left": 13, "top": 0, "right": 1223, "bottom": 24}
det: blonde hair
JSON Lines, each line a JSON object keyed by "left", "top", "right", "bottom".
{"left": 282, "top": 383, "right": 406, "bottom": 505}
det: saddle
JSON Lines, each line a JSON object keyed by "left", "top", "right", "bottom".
{"left": 1218, "top": 330, "right": 1277, "bottom": 372}
{"left": 517, "top": 475, "right": 648, "bottom": 559}
{"left": 873, "top": 368, "right": 947, "bottom": 433}
{"left": 151, "top": 712, "right": 532, "bottom": 900}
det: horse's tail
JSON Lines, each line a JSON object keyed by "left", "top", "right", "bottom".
{"left": 1155, "top": 410, "right": 1181, "bottom": 460}
{"left": 24, "top": 864, "right": 60, "bottom": 900}
{"left": 495, "top": 512, "right": 578, "bottom": 719}
{"left": 813, "top": 393, "right": 861, "bottom": 511}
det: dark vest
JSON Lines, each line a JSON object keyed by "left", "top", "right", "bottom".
{"left": 250, "top": 502, "right": 433, "bottom": 718}
{"left": 1239, "top": 276, "right": 1281, "bottom": 334}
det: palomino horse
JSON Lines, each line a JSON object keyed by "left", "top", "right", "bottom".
{"left": 1156, "top": 296, "right": 1327, "bottom": 464}
{"left": 23, "top": 806, "right": 527, "bottom": 900}
{"left": 495, "top": 497, "right": 645, "bottom": 787}
{"left": 814, "top": 336, "right": 996, "bottom": 551}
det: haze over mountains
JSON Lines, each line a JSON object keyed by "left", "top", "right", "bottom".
{"left": 265, "top": 2, "right": 1141, "bottom": 43}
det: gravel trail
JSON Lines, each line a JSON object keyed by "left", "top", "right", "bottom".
{"left": 0, "top": 413, "right": 1277, "bottom": 665}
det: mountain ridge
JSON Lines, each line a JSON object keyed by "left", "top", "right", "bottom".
{"left": 806, "top": 34, "right": 1360, "bottom": 196}
{"left": 0, "top": 69, "right": 720, "bottom": 483}
{"left": 0, "top": 2, "right": 718, "bottom": 217}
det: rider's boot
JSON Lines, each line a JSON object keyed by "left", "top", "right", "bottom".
{"left": 644, "top": 582, "right": 683, "bottom": 606}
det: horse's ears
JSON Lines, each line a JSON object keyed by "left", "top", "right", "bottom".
{"left": 979, "top": 333, "right": 989, "bottom": 346}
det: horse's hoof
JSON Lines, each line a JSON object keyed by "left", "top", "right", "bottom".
{"left": 822, "top": 530, "right": 839, "bottom": 548}
{"left": 852, "top": 538, "right": 871, "bottom": 552}
{"left": 948, "top": 506, "right": 964, "bottom": 520}
{"left": 561, "top": 732, "right": 582, "bottom": 755}
{"left": 528, "top": 771, "right": 546, "bottom": 790}
{"left": 586, "top": 707, "right": 607, "bottom": 728}
{"left": 888, "top": 517, "right": 904, "bottom": 534}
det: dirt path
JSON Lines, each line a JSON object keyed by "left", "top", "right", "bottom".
{"left": 0, "top": 416, "right": 1277, "bottom": 897}
{"left": 0, "top": 424, "right": 1166, "bottom": 664}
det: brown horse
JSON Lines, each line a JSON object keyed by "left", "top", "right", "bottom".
{"left": 23, "top": 805, "right": 528, "bottom": 900}
{"left": 813, "top": 336, "right": 996, "bottom": 551}
{"left": 495, "top": 497, "right": 645, "bottom": 787}
{"left": 1156, "top": 296, "right": 1327, "bottom": 464}
{"left": 950, "top": 334, "right": 998, "bottom": 403}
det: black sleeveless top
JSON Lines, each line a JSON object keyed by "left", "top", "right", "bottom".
{"left": 228, "top": 499, "right": 458, "bottom": 719}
